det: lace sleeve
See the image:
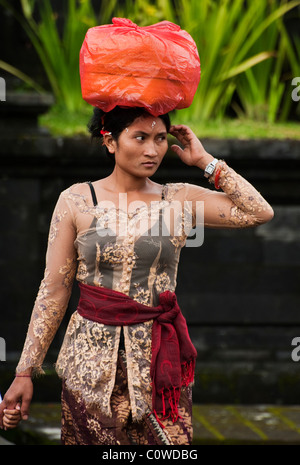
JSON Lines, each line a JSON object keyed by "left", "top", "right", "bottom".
{"left": 16, "top": 191, "right": 77, "bottom": 376}
{"left": 185, "top": 161, "right": 274, "bottom": 228}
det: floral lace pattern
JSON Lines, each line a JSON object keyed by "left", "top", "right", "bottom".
{"left": 56, "top": 312, "right": 121, "bottom": 417}
{"left": 208, "top": 161, "right": 274, "bottom": 227}
{"left": 16, "top": 171, "right": 273, "bottom": 420}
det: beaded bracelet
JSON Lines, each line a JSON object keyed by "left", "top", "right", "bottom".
{"left": 15, "top": 374, "right": 32, "bottom": 378}
{"left": 214, "top": 167, "right": 221, "bottom": 190}
{"left": 208, "top": 160, "right": 227, "bottom": 189}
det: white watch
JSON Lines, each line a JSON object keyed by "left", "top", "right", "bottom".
{"left": 204, "top": 158, "right": 218, "bottom": 178}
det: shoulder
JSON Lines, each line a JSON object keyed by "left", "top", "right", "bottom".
{"left": 61, "top": 182, "right": 91, "bottom": 197}
{"left": 59, "top": 182, "right": 94, "bottom": 202}
{"left": 58, "top": 182, "right": 97, "bottom": 211}
{"left": 164, "top": 182, "right": 186, "bottom": 201}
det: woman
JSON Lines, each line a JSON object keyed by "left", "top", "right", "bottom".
{"left": 0, "top": 106, "right": 273, "bottom": 445}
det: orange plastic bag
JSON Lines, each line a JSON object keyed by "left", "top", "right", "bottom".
{"left": 79, "top": 17, "right": 200, "bottom": 116}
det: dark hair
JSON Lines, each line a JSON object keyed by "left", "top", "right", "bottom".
{"left": 87, "top": 106, "right": 171, "bottom": 160}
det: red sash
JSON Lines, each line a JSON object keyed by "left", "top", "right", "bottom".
{"left": 76, "top": 282, "right": 197, "bottom": 423}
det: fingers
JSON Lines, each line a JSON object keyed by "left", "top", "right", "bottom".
{"left": 13, "top": 377, "right": 33, "bottom": 421}
{"left": 170, "top": 144, "right": 183, "bottom": 157}
{"left": 0, "top": 377, "right": 33, "bottom": 428}
{"left": 169, "top": 124, "right": 193, "bottom": 135}
{"left": 169, "top": 125, "right": 196, "bottom": 148}
{"left": 0, "top": 401, "right": 5, "bottom": 429}
{"left": 0, "top": 376, "right": 33, "bottom": 431}
{"left": 170, "top": 125, "right": 190, "bottom": 141}
{"left": 3, "top": 417, "right": 21, "bottom": 429}
{"left": 169, "top": 124, "right": 190, "bottom": 133}
{"left": 169, "top": 124, "right": 193, "bottom": 161}
{"left": 2, "top": 404, "right": 21, "bottom": 430}
{"left": 20, "top": 394, "right": 32, "bottom": 421}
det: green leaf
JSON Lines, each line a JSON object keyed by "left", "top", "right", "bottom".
{"left": 219, "top": 51, "right": 275, "bottom": 81}
{"left": 0, "top": 60, "right": 45, "bottom": 93}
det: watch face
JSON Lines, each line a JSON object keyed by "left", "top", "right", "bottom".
{"left": 204, "top": 159, "right": 218, "bottom": 177}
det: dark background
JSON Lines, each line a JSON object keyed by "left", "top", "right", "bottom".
{"left": 0, "top": 124, "right": 299, "bottom": 404}
{"left": 0, "top": 1, "right": 300, "bottom": 405}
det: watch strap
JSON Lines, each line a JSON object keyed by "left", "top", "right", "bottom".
{"left": 204, "top": 158, "right": 219, "bottom": 178}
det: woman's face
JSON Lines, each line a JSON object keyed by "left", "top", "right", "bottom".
{"left": 106, "top": 115, "right": 168, "bottom": 178}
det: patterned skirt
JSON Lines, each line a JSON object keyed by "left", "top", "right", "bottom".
{"left": 61, "top": 350, "right": 193, "bottom": 445}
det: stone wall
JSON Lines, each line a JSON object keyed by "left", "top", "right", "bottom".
{"left": 0, "top": 121, "right": 300, "bottom": 404}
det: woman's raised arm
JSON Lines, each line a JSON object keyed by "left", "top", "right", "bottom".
{"left": 169, "top": 124, "right": 274, "bottom": 228}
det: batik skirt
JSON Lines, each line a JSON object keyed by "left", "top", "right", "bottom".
{"left": 60, "top": 350, "right": 193, "bottom": 445}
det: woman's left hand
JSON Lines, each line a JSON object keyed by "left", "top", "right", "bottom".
{"left": 169, "top": 125, "right": 214, "bottom": 170}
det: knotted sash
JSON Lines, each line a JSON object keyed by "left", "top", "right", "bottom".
{"left": 76, "top": 282, "right": 197, "bottom": 423}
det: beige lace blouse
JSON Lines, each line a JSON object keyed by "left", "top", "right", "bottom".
{"left": 16, "top": 162, "right": 273, "bottom": 420}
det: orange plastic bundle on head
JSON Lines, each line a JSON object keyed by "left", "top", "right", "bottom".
{"left": 80, "top": 17, "right": 200, "bottom": 116}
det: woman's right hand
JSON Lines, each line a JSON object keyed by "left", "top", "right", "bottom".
{"left": 0, "top": 376, "right": 33, "bottom": 429}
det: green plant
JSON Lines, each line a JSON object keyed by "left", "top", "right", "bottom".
{"left": 0, "top": 0, "right": 99, "bottom": 111}
{"left": 277, "top": 6, "right": 300, "bottom": 120}
{"left": 39, "top": 104, "right": 300, "bottom": 139}
{"left": 232, "top": 1, "right": 300, "bottom": 122}
{"left": 1, "top": 0, "right": 299, "bottom": 124}
{"left": 159, "top": 0, "right": 300, "bottom": 123}
{"left": 0, "top": 0, "right": 171, "bottom": 111}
